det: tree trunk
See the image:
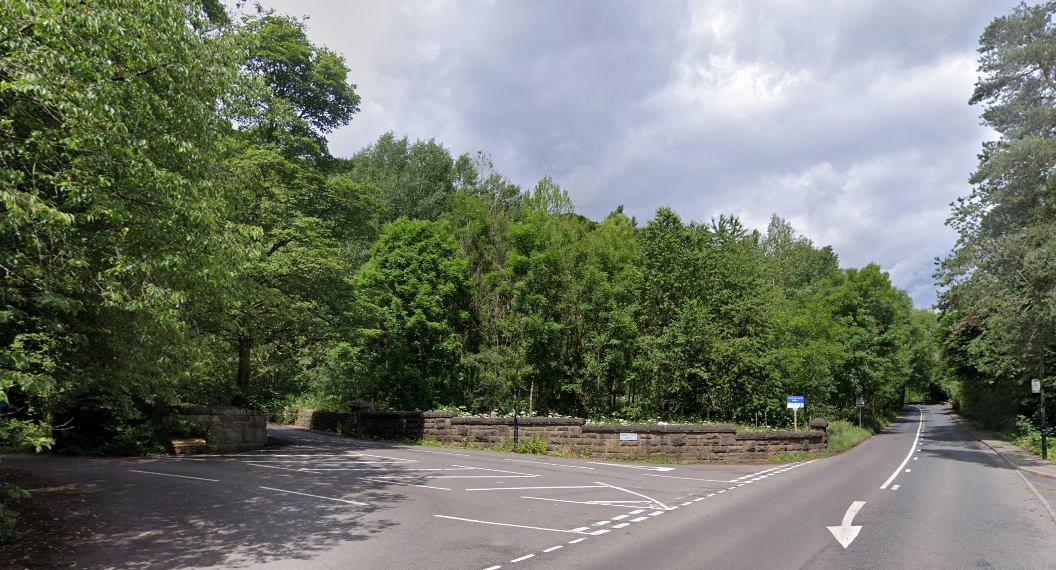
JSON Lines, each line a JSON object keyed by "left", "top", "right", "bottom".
{"left": 236, "top": 335, "right": 252, "bottom": 392}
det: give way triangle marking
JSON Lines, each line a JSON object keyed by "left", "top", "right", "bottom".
{"left": 827, "top": 501, "right": 865, "bottom": 548}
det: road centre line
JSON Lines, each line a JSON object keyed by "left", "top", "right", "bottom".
{"left": 543, "top": 545, "right": 563, "bottom": 553}
{"left": 434, "top": 515, "right": 597, "bottom": 534}
{"left": 613, "top": 523, "right": 630, "bottom": 528}
{"left": 880, "top": 406, "right": 925, "bottom": 490}
{"left": 510, "top": 554, "right": 535, "bottom": 562}
{"left": 260, "top": 486, "right": 369, "bottom": 506}
{"left": 483, "top": 566, "right": 501, "bottom": 570}
{"left": 505, "top": 458, "right": 595, "bottom": 470}
{"left": 128, "top": 470, "right": 219, "bottom": 482}
{"left": 569, "top": 538, "right": 587, "bottom": 544}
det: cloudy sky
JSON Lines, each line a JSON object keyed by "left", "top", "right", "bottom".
{"left": 252, "top": 0, "right": 1020, "bottom": 308}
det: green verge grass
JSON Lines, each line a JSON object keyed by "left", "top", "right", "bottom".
{"left": 769, "top": 419, "right": 883, "bottom": 462}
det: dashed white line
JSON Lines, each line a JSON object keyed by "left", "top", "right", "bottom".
{"left": 591, "top": 529, "right": 611, "bottom": 535}
{"left": 569, "top": 538, "right": 587, "bottom": 544}
{"left": 630, "top": 516, "right": 649, "bottom": 523}
{"left": 905, "top": 469, "right": 911, "bottom": 473}
{"left": 510, "top": 554, "right": 535, "bottom": 563}
{"left": 612, "top": 515, "right": 629, "bottom": 520}
{"left": 543, "top": 545, "right": 563, "bottom": 553}
{"left": 591, "top": 520, "right": 611, "bottom": 526}
{"left": 612, "top": 523, "right": 630, "bottom": 529}
{"left": 681, "top": 502, "right": 693, "bottom": 506}
{"left": 648, "top": 511, "right": 664, "bottom": 517}
{"left": 128, "top": 470, "right": 219, "bottom": 482}
{"left": 483, "top": 566, "right": 502, "bottom": 570}
{"left": 892, "top": 485, "right": 900, "bottom": 490}
{"left": 629, "top": 509, "right": 645, "bottom": 515}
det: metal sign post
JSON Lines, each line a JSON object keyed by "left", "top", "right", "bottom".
{"left": 1033, "top": 379, "right": 1046, "bottom": 460}
{"left": 856, "top": 395, "right": 865, "bottom": 429}
{"left": 787, "top": 396, "right": 805, "bottom": 431}
{"left": 511, "top": 387, "right": 520, "bottom": 447}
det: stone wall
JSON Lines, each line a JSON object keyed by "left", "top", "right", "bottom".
{"left": 294, "top": 407, "right": 827, "bottom": 463}
{"left": 184, "top": 406, "right": 267, "bottom": 449}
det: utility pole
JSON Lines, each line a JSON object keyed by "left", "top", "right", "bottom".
{"left": 1033, "top": 377, "right": 1047, "bottom": 460}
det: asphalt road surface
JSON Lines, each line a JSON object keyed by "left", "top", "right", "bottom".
{"left": 5, "top": 405, "right": 1056, "bottom": 569}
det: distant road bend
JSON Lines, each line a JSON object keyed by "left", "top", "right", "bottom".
{"left": 6, "top": 405, "right": 1056, "bottom": 569}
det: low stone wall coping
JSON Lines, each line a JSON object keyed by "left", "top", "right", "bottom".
{"left": 583, "top": 424, "right": 736, "bottom": 434}
{"left": 451, "top": 417, "right": 586, "bottom": 426}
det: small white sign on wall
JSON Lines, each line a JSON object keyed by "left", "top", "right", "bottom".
{"left": 619, "top": 432, "right": 638, "bottom": 441}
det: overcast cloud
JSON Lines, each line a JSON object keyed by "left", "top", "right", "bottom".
{"left": 251, "top": 0, "right": 1021, "bottom": 308}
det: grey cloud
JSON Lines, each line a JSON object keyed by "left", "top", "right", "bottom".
{"left": 256, "top": 0, "right": 1022, "bottom": 307}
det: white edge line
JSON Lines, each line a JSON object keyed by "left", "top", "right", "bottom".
{"left": 128, "top": 470, "right": 218, "bottom": 482}
{"left": 880, "top": 406, "right": 924, "bottom": 490}
{"left": 260, "top": 486, "right": 369, "bottom": 506}
{"left": 1016, "top": 470, "right": 1056, "bottom": 525}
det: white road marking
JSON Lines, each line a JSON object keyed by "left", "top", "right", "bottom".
{"left": 827, "top": 501, "right": 866, "bottom": 548}
{"left": 434, "top": 516, "right": 595, "bottom": 534}
{"left": 510, "top": 554, "right": 535, "bottom": 563}
{"left": 587, "top": 462, "right": 675, "bottom": 472}
{"left": 681, "top": 502, "right": 693, "bottom": 506}
{"left": 400, "top": 449, "right": 470, "bottom": 457}
{"left": 892, "top": 485, "right": 900, "bottom": 490}
{"left": 611, "top": 515, "right": 629, "bottom": 520}
{"left": 612, "top": 523, "right": 630, "bottom": 528}
{"left": 244, "top": 462, "right": 324, "bottom": 474}
{"left": 595, "top": 481, "right": 673, "bottom": 511}
{"left": 629, "top": 509, "right": 645, "bottom": 514}
{"left": 591, "top": 529, "right": 611, "bottom": 535}
{"left": 543, "top": 545, "right": 563, "bottom": 553}
{"left": 468, "top": 485, "right": 607, "bottom": 492}
{"left": 644, "top": 474, "right": 736, "bottom": 483}
{"left": 483, "top": 566, "right": 502, "bottom": 570}
{"left": 630, "top": 516, "right": 648, "bottom": 522}
{"left": 649, "top": 511, "right": 664, "bottom": 517}
{"left": 905, "top": 469, "right": 911, "bottom": 473}
{"left": 592, "top": 520, "right": 611, "bottom": 526}
{"left": 128, "top": 470, "right": 218, "bottom": 482}
{"left": 880, "top": 406, "right": 925, "bottom": 490}
{"left": 505, "top": 458, "right": 594, "bottom": 470}
{"left": 363, "top": 477, "right": 451, "bottom": 491}
{"left": 260, "top": 486, "right": 368, "bottom": 506}
{"left": 521, "top": 496, "right": 652, "bottom": 509}
{"left": 569, "top": 538, "right": 587, "bottom": 544}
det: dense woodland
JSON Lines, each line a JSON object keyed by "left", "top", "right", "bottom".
{"left": 2, "top": 0, "right": 1051, "bottom": 455}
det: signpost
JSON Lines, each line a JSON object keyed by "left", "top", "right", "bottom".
{"left": 856, "top": 395, "right": 865, "bottom": 429}
{"left": 511, "top": 387, "right": 520, "bottom": 447}
{"left": 619, "top": 432, "right": 638, "bottom": 441}
{"left": 787, "top": 396, "right": 805, "bottom": 432}
{"left": 1033, "top": 379, "right": 1047, "bottom": 460}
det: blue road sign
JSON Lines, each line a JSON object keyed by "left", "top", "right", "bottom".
{"left": 787, "top": 395, "right": 805, "bottom": 409}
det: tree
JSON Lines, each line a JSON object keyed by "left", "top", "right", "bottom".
{"left": 938, "top": 1, "right": 1056, "bottom": 430}
{"left": 1, "top": 0, "right": 244, "bottom": 451}
{"left": 353, "top": 219, "right": 472, "bottom": 410}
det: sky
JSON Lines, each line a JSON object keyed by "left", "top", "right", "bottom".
{"left": 249, "top": 0, "right": 1022, "bottom": 308}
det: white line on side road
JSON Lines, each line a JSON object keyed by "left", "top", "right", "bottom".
{"left": 520, "top": 496, "right": 651, "bottom": 509}
{"left": 612, "top": 523, "right": 630, "bottom": 529}
{"left": 892, "top": 485, "right": 900, "bottom": 490}
{"left": 128, "top": 470, "right": 218, "bottom": 482}
{"left": 543, "top": 545, "right": 563, "bottom": 553}
{"left": 505, "top": 458, "right": 594, "bottom": 470}
{"left": 569, "top": 538, "right": 587, "bottom": 544}
{"left": 434, "top": 515, "right": 596, "bottom": 534}
{"left": 363, "top": 477, "right": 451, "bottom": 491}
{"left": 595, "top": 481, "right": 673, "bottom": 511}
{"left": 510, "top": 554, "right": 535, "bottom": 562}
{"left": 260, "top": 486, "right": 369, "bottom": 506}
{"left": 467, "top": 485, "right": 606, "bottom": 492}
{"left": 587, "top": 462, "right": 676, "bottom": 472}
{"left": 880, "top": 406, "right": 924, "bottom": 490}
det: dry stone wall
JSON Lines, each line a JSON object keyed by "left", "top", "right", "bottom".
{"left": 294, "top": 407, "right": 827, "bottom": 463}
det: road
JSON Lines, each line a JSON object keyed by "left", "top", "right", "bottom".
{"left": 4, "top": 405, "right": 1055, "bottom": 569}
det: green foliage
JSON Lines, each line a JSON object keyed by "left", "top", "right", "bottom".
{"left": 515, "top": 433, "right": 549, "bottom": 454}
{"left": 826, "top": 420, "right": 873, "bottom": 454}
{"left": 937, "top": 2, "right": 1056, "bottom": 434}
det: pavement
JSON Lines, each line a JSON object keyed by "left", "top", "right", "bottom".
{"left": 945, "top": 407, "right": 1056, "bottom": 481}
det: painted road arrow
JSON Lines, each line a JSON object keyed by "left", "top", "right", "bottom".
{"left": 828, "top": 501, "right": 866, "bottom": 548}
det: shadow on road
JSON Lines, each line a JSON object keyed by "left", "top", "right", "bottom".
{"left": 3, "top": 433, "right": 432, "bottom": 569}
